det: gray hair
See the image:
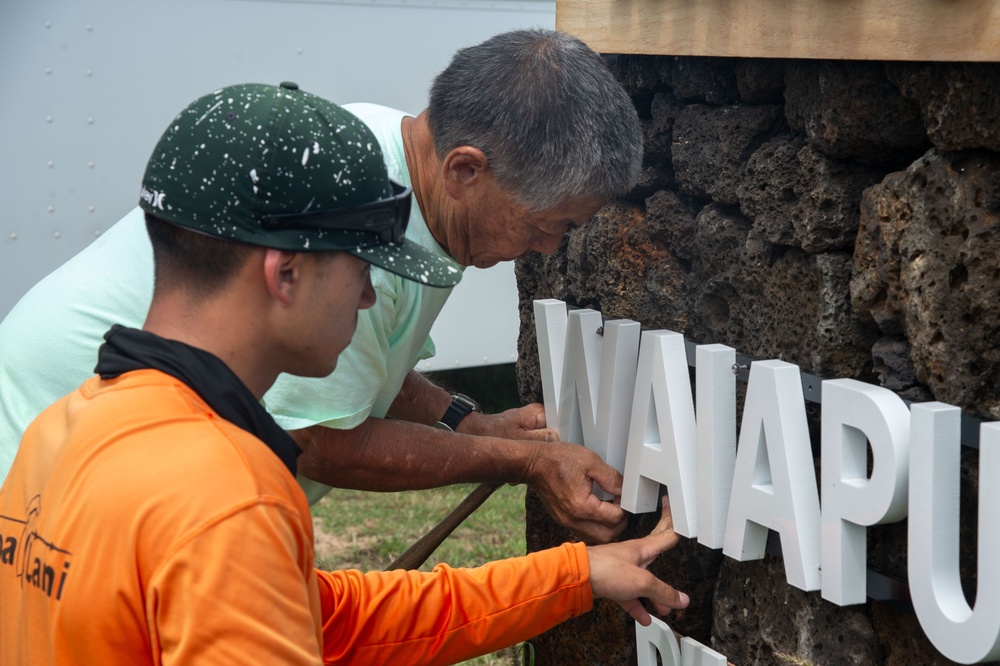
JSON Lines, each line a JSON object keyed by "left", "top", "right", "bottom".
{"left": 428, "top": 29, "right": 642, "bottom": 212}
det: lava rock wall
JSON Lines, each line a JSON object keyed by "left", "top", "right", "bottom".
{"left": 514, "top": 57, "right": 1000, "bottom": 665}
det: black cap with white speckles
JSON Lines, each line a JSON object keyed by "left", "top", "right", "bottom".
{"left": 139, "top": 82, "right": 459, "bottom": 288}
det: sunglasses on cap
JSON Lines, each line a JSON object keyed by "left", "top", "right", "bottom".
{"left": 260, "top": 180, "right": 412, "bottom": 245}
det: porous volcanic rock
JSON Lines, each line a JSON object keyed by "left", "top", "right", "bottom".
{"left": 673, "top": 103, "right": 783, "bottom": 205}
{"left": 887, "top": 62, "right": 1000, "bottom": 152}
{"left": 851, "top": 148, "right": 1000, "bottom": 418}
{"left": 737, "top": 136, "right": 886, "bottom": 252}
{"left": 784, "top": 61, "right": 929, "bottom": 168}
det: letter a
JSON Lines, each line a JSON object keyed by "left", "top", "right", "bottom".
{"left": 621, "top": 330, "right": 697, "bottom": 536}
{"left": 723, "top": 360, "right": 821, "bottom": 591}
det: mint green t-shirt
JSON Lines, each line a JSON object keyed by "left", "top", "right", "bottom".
{"left": 0, "top": 103, "right": 462, "bottom": 492}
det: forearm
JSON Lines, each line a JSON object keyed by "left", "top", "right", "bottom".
{"left": 385, "top": 370, "right": 548, "bottom": 440}
{"left": 385, "top": 370, "right": 452, "bottom": 426}
{"left": 316, "top": 542, "right": 591, "bottom": 666}
{"left": 293, "top": 417, "right": 542, "bottom": 491}
{"left": 295, "top": 370, "right": 628, "bottom": 543}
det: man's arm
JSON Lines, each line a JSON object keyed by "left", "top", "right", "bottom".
{"left": 293, "top": 370, "right": 628, "bottom": 543}
{"left": 316, "top": 497, "right": 687, "bottom": 666}
{"left": 384, "top": 369, "right": 553, "bottom": 440}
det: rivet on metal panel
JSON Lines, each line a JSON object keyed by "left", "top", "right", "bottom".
{"left": 88, "top": 161, "right": 95, "bottom": 169}
{"left": 47, "top": 161, "right": 54, "bottom": 168}
{"left": 54, "top": 231, "right": 61, "bottom": 238}
{"left": 88, "top": 205, "right": 95, "bottom": 213}
{"left": 47, "top": 206, "right": 55, "bottom": 213}
{"left": 86, "top": 24, "right": 93, "bottom": 32}
{"left": 45, "top": 21, "right": 52, "bottom": 29}
{"left": 482, "top": 356, "right": 489, "bottom": 363}
{"left": 86, "top": 70, "right": 93, "bottom": 77}
{"left": 94, "top": 229, "right": 102, "bottom": 236}
{"left": 10, "top": 233, "right": 17, "bottom": 241}
{"left": 87, "top": 117, "right": 94, "bottom": 124}
{"left": 46, "top": 116, "right": 54, "bottom": 123}
{"left": 45, "top": 68, "right": 52, "bottom": 75}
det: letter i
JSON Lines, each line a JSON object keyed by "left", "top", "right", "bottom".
{"left": 56, "top": 561, "right": 70, "bottom": 600}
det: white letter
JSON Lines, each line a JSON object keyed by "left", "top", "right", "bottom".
{"left": 534, "top": 298, "right": 569, "bottom": 430}
{"left": 696, "top": 344, "right": 736, "bottom": 549}
{"left": 621, "top": 330, "right": 697, "bottom": 537}
{"left": 723, "top": 360, "right": 821, "bottom": 591}
{"left": 909, "top": 403, "right": 1000, "bottom": 663}
{"left": 635, "top": 618, "right": 681, "bottom": 666}
{"left": 635, "top": 619, "right": 728, "bottom": 666}
{"left": 533, "top": 300, "right": 640, "bottom": 491}
{"left": 680, "top": 636, "right": 728, "bottom": 666}
{"left": 820, "top": 378, "right": 910, "bottom": 606}
{"left": 554, "top": 307, "right": 604, "bottom": 446}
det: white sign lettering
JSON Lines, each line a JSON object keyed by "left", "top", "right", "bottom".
{"left": 534, "top": 299, "right": 1000, "bottom": 663}
{"left": 908, "top": 404, "right": 1000, "bottom": 663}
{"left": 695, "top": 345, "right": 736, "bottom": 549}
{"left": 820, "top": 379, "right": 909, "bottom": 606}
{"left": 723, "top": 360, "right": 822, "bottom": 591}
{"left": 635, "top": 618, "right": 728, "bottom": 666}
{"left": 622, "top": 330, "right": 698, "bottom": 536}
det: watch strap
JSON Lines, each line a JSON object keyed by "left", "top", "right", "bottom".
{"left": 436, "top": 393, "right": 481, "bottom": 431}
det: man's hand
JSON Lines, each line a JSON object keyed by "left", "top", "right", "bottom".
{"left": 587, "top": 497, "right": 689, "bottom": 626}
{"left": 458, "top": 402, "right": 556, "bottom": 442}
{"left": 455, "top": 419, "right": 630, "bottom": 543}
{"left": 460, "top": 401, "right": 629, "bottom": 544}
{"left": 523, "top": 440, "right": 628, "bottom": 545}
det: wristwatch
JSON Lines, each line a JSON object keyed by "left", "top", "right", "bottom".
{"left": 435, "top": 393, "right": 482, "bottom": 431}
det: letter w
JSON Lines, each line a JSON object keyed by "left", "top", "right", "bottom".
{"left": 534, "top": 299, "right": 640, "bottom": 498}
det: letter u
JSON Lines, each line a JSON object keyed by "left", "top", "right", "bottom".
{"left": 909, "top": 404, "right": 1000, "bottom": 664}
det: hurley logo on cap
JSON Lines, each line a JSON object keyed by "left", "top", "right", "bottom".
{"left": 140, "top": 187, "right": 166, "bottom": 211}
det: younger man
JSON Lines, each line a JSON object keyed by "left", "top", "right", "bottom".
{"left": 0, "top": 82, "right": 688, "bottom": 665}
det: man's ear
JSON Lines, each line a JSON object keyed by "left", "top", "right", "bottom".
{"left": 441, "top": 146, "right": 490, "bottom": 199}
{"left": 262, "top": 249, "right": 301, "bottom": 306}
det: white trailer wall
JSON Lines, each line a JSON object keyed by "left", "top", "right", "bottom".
{"left": 0, "top": 0, "right": 555, "bottom": 369}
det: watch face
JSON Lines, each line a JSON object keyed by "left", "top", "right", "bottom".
{"left": 438, "top": 394, "right": 481, "bottom": 431}
{"left": 453, "top": 393, "right": 482, "bottom": 413}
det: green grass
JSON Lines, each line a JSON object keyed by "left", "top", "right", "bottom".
{"left": 311, "top": 483, "right": 528, "bottom": 665}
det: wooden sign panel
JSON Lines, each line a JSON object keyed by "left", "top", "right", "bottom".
{"left": 556, "top": 0, "right": 1000, "bottom": 61}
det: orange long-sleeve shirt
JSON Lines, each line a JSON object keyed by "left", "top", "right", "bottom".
{"left": 0, "top": 370, "right": 592, "bottom": 665}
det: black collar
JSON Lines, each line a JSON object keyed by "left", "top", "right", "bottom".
{"left": 95, "top": 325, "right": 300, "bottom": 476}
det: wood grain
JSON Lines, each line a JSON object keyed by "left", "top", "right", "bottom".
{"left": 557, "top": 0, "right": 1000, "bottom": 61}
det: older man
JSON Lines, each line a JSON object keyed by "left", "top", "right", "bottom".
{"left": 0, "top": 29, "right": 641, "bottom": 542}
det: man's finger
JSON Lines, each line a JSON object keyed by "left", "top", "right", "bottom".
{"left": 618, "top": 598, "right": 652, "bottom": 626}
{"left": 648, "top": 585, "right": 689, "bottom": 615}
{"left": 575, "top": 517, "right": 629, "bottom": 545}
{"left": 573, "top": 500, "right": 629, "bottom": 544}
{"left": 527, "top": 403, "right": 548, "bottom": 429}
{"left": 590, "top": 464, "right": 624, "bottom": 497}
{"left": 649, "top": 495, "right": 675, "bottom": 536}
{"left": 523, "top": 427, "right": 558, "bottom": 442}
{"left": 585, "top": 494, "right": 627, "bottom": 525}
